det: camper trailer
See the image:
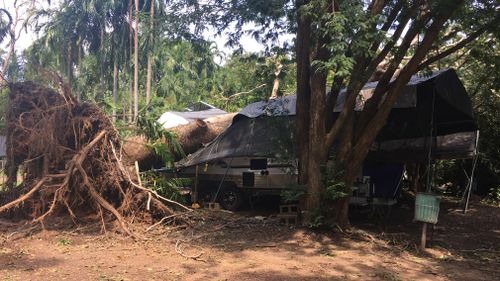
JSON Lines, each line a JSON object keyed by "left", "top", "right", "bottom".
{"left": 175, "top": 69, "right": 479, "bottom": 211}
{"left": 177, "top": 157, "right": 297, "bottom": 210}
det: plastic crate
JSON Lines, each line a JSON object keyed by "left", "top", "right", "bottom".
{"left": 414, "top": 193, "right": 441, "bottom": 224}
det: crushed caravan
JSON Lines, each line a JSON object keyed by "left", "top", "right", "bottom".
{"left": 174, "top": 69, "right": 479, "bottom": 211}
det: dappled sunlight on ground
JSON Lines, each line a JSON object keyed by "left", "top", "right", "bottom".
{"left": 0, "top": 196, "right": 498, "bottom": 280}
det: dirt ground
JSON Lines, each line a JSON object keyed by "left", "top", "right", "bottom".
{"left": 0, "top": 195, "right": 498, "bottom": 281}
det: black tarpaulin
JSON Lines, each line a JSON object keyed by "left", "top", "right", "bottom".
{"left": 177, "top": 69, "right": 478, "bottom": 168}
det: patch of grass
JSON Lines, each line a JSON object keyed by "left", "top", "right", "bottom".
{"left": 376, "top": 271, "right": 402, "bottom": 281}
{"left": 57, "top": 237, "right": 72, "bottom": 246}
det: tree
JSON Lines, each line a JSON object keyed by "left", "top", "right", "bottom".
{"left": 430, "top": 19, "right": 500, "bottom": 202}
{"left": 200, "top": 0, "right": 498, "bottom": 226}
{"left": 0, "top": 1, "right": 37, "bottom": 83}
{"left": 133, "top": 0, "right": 139, "bottom": 122}
{"left": 294, "top": 0, "right": 499, "bottom": 225}
{"left": 145, "top": 0, "right": 155, "bottom": 105}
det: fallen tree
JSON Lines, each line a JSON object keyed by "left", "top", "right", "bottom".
{"left": 0, "top": 81, "right": 189, "bottom": 237}
{"left": 169, "top": 113, "right": 235, "bottom": 155}
{"left": 122, "top": 113, "right": 236, "bottom": 170}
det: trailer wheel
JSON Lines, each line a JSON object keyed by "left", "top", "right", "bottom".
{"left": 218, "top": 186, "right": 243, "bottom": 211}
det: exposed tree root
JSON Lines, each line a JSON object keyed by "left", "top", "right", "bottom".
{"left": 0, "top": 81, "right": 189, "bottom": 237}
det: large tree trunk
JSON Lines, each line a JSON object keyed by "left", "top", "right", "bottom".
{"left": 305, "top": 62, "right": 329, "bottom": 221}
{"left": 145, "top": 0, "right": 155, "bottom": 105}
{"left": 295, "top": 0, "right": 311, "bottom": 190}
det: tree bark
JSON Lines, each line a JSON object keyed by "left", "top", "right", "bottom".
{"left": 67, "top": 41, "right": 73, "bottom": 91}
{"left": 305, "top": 68, "right": 328, "bottom": 213}
{"left": 270, "top": 62, "right": 282, "bottom": 99}
{"left": 128, "top": 0, "right": 134, "bottom": 123}
{"left": 146, "top": 0, "right": 155, "bottom": 105}
{"left": 112, "top": 61, "right": 119, "bottom": 123}
{"left": 344, "top": 8, "right": 461, "bottom": 199}
{"left": 133, "top": 0, "right": 140, "bottom": 122}
{"left": 295, "top": 0, "right": 311, "bottom": 190}
{"left": 76, "top": 41, "right": 82, "bottom": 101}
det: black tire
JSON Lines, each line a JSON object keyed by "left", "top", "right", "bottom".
{"left": 218, "top": 186, "right": 243, "bottom": 211}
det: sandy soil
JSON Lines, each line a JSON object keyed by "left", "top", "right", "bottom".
{"left": 0, "top": 196, "right": 498, "bottom": 281}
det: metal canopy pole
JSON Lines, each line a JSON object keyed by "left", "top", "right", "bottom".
{"left": 463, "top": 130, "right": 480, "bottom": 214}
{"left": 421, "top": 89, "right": 436, "bottom": 250}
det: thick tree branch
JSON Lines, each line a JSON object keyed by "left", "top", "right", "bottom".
{"left": 348, "top": 2, "right": 465, "bottom": 177}
{"left": 417, "top": 23, "right": 494, "bottom": 71}
{"left": 354, "top": 4, "right": 433, "bottom": 138}
{"left": 368, "top": 0, "right": 387, "bottom": 15}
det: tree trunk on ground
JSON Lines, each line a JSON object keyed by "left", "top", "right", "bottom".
{"left": 145, "top": 0, "right": 154, "bottom": 105}
{"left": 133, "top": 0, "right": 139, "bottom": 122}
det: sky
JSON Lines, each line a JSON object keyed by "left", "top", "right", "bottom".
{"left": 1, "top": 0, "right": 293, "bottom": 59}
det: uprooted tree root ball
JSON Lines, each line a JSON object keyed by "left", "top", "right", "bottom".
{"left": 0, "top": 81, "right": 189, "bottom": 237}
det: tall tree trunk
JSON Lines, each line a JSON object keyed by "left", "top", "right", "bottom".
{"left": 128, "top": 0, "right": 134, "bottom": 123}
{"left": 112, "top": 61, "right": 119, "bottom": 123}
{"left": 76, "top": 41, "right": 82, "bottom": 101}
{"left": 145, "top": 0, "right": 155, "bottom": 105}
{"left": 295, "top": 0, "right": 311, "bottom": 191}
{"left": 128, "top": 80, "right": 133, "bottom": 122}
{"left": 333, "top": 8, "right": 460, "bottom": 227}
{"left": 1, "top": 3, "right": 19, "bottom": 78}
{"left": 305, "top": 69, "right": 327, "bottom": 213}
{"left": 99, "top": 29, "right": 105, "bottom": 95}
{"left": 133, "top": 0, "right": 140, "bottom": 122}
{"left": 67, "top": 41, "right": 73, "bottom": 91}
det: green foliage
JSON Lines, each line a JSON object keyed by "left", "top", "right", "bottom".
{"left": 324, "top": 180, "right": 348, "bottom": 201}
{"left": 280, "top": 182, "right": 307, "bottom": 203}
{"left": 210, "top": 53, "right": 296, "bottom": 111}
{"left": 0, "top": 8, "right": 12, "bottom": 43}
{"left": 305, "top": 164, "right": 349, "bottom": 229}
{"left": 307, "top": 209, "right": 328, "bottom": 229}
{"left": 484, "top": 188, "right": 500, "bottom": 207}
{"left": 0, "top": 88, "right": 8, "bottom": 130}
{"left": 146, "top": 141, "right": 175, "bottom": 167}
{"left": 57, "top": 238, "right": 72, "bottom": 246}
{"left": 137, "top": 113, "right": 184, "bottom": 167}
{"left": 141, "top": 171, "right": 190, "bottom": 204}
{"left": 426, "top": 8, "right": 500, "bottom": 200}
{"left": 323, "top": 164, "right": 348, "bottom": 201}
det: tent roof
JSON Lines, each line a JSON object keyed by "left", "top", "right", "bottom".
{"left": 236, "top": 69, "right": 472, "bottom": 119}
